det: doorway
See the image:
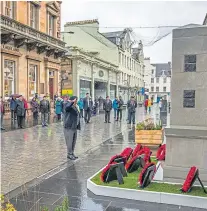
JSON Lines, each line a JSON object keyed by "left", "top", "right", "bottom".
{"left": 49, "top": 78, "right": 54, "bottom": 100}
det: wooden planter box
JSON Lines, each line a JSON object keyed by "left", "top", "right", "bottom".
{"left": 135, "top": 129, "right": 163, "bottom": 145}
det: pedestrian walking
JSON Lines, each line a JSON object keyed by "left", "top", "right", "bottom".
{"left": 127, "top": 96, "right": 137, "bottom": 124}
{"left": 103, "top": 96, "right": 112, "bottom": 123}
{"left": 55, "top": 97, "right": 62, "bottom": 121}
{"left": 83, "top": 93, "right": 93, "bottom": 123}
{"left": 9, "top": 96, "right": 17, "bottom": 121}
{"left": 15, "top": 95, "right": 25, "bottom": 129}
{"left": 64, "top": 96, "right": 80, "bottom": 160}
{"left": 117, "top": 96, "right": 124, "bottom": 121}
{"left": 40, "top": 96, "right": 50, "bottom": 127}
{"left": 31, "top": 97, "right": 39, "bottom": 124}
{"left": 148, "top": 98, "right": 152, "bottom": 113}
{"left": 77, "top": 98, "right": 84, "bottom": 118}
{"left": 0, "top": 97, "right": 5, "bottom": 130}
{"left": 112, "top": 97, "right": 118, "bottom": 119}
{"left": 144, "top": 98, "right": 148, "bottom": 113}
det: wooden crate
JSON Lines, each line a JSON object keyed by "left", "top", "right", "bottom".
{"left": 135, "top": 129, "right": 163, "bottom": 145}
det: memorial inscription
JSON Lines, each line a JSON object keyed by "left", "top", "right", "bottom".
{"left": 183, "top": 90, "right": 195, "bottom": 108}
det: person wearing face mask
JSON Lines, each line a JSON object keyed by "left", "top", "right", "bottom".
{"left": 64, "top": 96, "right": 81, "bottom": 160}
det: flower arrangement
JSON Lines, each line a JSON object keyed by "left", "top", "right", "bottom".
{"left": 136, "top": 118, "right": 162, "bottom": 130}
{"left": 0, "top": 195, "right": 16, "bottom": 211}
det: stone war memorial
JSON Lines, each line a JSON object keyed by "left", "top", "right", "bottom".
{"left": 164, "top": 24, "right": 207, "bottom": 186}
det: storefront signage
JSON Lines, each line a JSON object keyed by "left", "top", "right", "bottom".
{"left": 2, "top": 45, "right": 19, "bottom": 52}
{"left": 62, "top": 89, "right": 73, "bottom": 96}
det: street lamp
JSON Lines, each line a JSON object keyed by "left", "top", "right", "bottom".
{"left": 61, "top": 31, "right": 74, "bottom": 42}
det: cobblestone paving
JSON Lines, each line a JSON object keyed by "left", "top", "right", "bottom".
{"left": 10, "top": 130, "right": 204, "bottom": 211}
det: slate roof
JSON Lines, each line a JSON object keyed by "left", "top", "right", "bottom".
{"left": 151, "top": 63, "right": 171, "bottom": 77}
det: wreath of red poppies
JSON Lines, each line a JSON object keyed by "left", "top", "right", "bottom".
{"left": 139, "top": 162, "right": 156, "bottom": 186}
{"left": 132, "top": 144, "right": 143, "bottom": 157}
{"left": 137, "top": 147, "right": 151, "bottom": 163}
{"left": 181, "top": 166, "right": 197, "bottom": 192}
{"left": 108, "top": 154, "right": 124, "bottom": 165}
{"left": 125, "top": 154, "right": 140, "bottom": 171}
{"left": 120, "top": 147, "right": 133, "bottom": 160}
{"left": 100, "top": 162, "right": 117, "bottom": 182}
{"left": 156, "top": 144, "right": 166, "bottom": 161}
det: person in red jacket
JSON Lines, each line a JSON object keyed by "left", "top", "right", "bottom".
{"left": 144, "top": 98, "right": 148, "bottom": 113}
{"left": 23, "top": 97, "right": 29, "bottom": 125}
{"left": 0, "top": 96, "right": 5, "bottom": 130}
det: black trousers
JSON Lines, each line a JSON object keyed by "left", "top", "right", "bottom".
{"left": 11, "top": 110, "right": 16, "bottom": 120}
{"left": 80, "top": 109, "right": 83, "bottom": 117}
{"left": 17, "top": 116, "right": 24, "bottom": 128}
{"left": 117, "top": 109, "right": 122, "bottom": 120}
{"left": 105, "top": 111, "right": 111, "bottom": 122}
{"left": 84, "top": 109, "right": 91, "bottom": 122}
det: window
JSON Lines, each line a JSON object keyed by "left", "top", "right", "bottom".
{"left": 49, "top": 14, "right": 55, "bottom": 36}
{"left": 152, "top": 69, "right": 154, "bottom": 74}
{"left": 163, "top": 87, "right": 167, "bottom": 92}
{"left": 156, "top": 78, "right": 159, "bottom": 83}
{"left": 163, "top": 77, "right": 167, "bottom": 83}
{"left": 30, "top": 3, "right": 38, "bottom": 29}
{"left": 184, "top": 55, "right": 196, "bottom": 72}
{"left": 29, "top": 65, "right": 38, "bottom": 97}
{"left": 183, "top": 90, "right": 195, "bottom": 108}
{"left": 156, "top": 87, "right": 159, "bottom": 92}
{"left": 4, "top": 60, "right": 15, "bottom": 97}
{"left": 151, "top": 78, "right": 154, "bottom": 83}
{"left": 151, "top": 87, "right": 154, "bottom": 92}
{"left": 5, "top": 1, "right": 15, "bottom": 18}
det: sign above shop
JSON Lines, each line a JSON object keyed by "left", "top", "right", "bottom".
{"left": 2, "top": 45, "right": 19, "bottom": 52}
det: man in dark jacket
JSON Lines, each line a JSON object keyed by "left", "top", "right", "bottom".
{"left": 127, "top": 96, "right": 137, "bottom": 124}
{"left": 31, "top": 97, "right": 39, "bottom": 125}
{"left": 116, "top": 96, "right": 124, "bottom": 121}
{"left": 9, "top": 96, "right": 17, "bottom": 121}
{"left": 64, "top": 96, "right": 80, "bottom": 160}
{"left": 103, "top": 96, "right": 112, "bottom": 123}
{"left": 0, "top": 96, "right": 5, "bottom": 130}
{"left": 39, "top": 96, "right": 50, "bottom": 127}
{"left": 15, "top": 95, "right": 25, "bottom": 129}
{"left": 83, "top": 93, "right": 93, "bottom": 123}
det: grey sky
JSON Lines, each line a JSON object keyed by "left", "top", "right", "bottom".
{"left": 61, "top": 1, "right": 207, "bottom": 63}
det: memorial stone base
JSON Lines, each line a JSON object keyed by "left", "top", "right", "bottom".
{"left": 164, "top": 127, "right": 207, "bottom": 186}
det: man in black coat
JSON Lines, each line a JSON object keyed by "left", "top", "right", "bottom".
{"left": 39, "top": 96, "right": 50, "bottom": 127}
{"left": 83, "top": 93, "right": 93, "bottom": 123}
{"left": 15, "top": 95, "right": 25, "bottom": 129}
{"left": 103, "top": 96, "right": 112, "bottom": 123}
{"left": 127, "top": 96, "right": 137, "bottom": 124}
{"left": 116, "top": 96, "right": 124, "bottom": 121}
{"left": 64, "top": 96, "right": 81, "bottom": 160}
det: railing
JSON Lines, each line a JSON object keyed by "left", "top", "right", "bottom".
{"left": 0, "top": 15, "right": 65, "bottom": 49}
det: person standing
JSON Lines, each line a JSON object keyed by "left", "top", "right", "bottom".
{"left": 103, "top": 96, "right": 112, "bottom": 123}
{"left": 127, "top": 96, "right": 137, "bottom": 124}
{"left": 0, "top": 97, "right": 5, "bottom": 130}
{"left": 40, "top": 96, "right": 50, "bottom": 127}
{"left": 148, "top": 98, "right": 152, "bottom": 114}
{"left": 83, "top": 93, "right": 93, "bottom": 123}
{"left": 144, "top": 98, "right": 148, "bottom": 113}
{"left": 77, "top": 98, "right": 84, "bottom": 118}
{"left": 116, "top": 96, "right": 124, "bottom": 121}
{"left": 64, "top": 96, "right": 80, "bottom": 160}
{"left": 112, "top": 97, "right": 118, "bottom": 119}
{"left": 9, "top": 96, "right": 17, "bottom": 121}
{"left": 31, "top": 97, "right": 39, "bottom": 125}
{"left": 55, "top": 97, "right": 62, "bottom": 121}
{"left": 15, "top": 95, "right": 25, "bottom": 129}
{"left": 159, "top": 99, "right": 162, "bottom": 113}
{"left": 23, "top": 97, "right": 29, "bottom": 123}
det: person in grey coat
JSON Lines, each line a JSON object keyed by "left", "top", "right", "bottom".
{"left": 83, "top": 93, "right": 93, "bottom": 123}
{"left": 103, "top": 96, "right": 112, "bottom": 123}
{"left": 64, "top": 96, "right": 80, "bottom": 160}
{"left": 127, "top": 96, "right": 137, "bottom": 124}
{"left": 15, "top": 95, "right": 25, "bottom": 129}
{"left": 39, "top": 96, "right": 50, "bottom": 127}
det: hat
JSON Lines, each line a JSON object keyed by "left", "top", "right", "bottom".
{"left": 70, "top": 96, "right": 78, "bottom": 101}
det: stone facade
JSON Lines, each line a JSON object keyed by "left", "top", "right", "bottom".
{"left": 62, "top": 20, "right": 119, "bottom": 101}
{"left": 0, "top": 1, "right": 65, "bottom": 100}
{"left": 164, "top": 25, "right": 207, "bottom": 185}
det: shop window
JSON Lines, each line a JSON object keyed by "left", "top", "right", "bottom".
{"left": 49, "top": 14, "right": 55, "bottom": 36}
{"left": 184, "top": 55, "right": 196, "bottom": 72}
{"left": 4, "top": 60, "right": 15, "bottom": 97}
{"left": 5, "top": 1, "right": 16, "bottom": 19}
{"left": 29, "top": 64, "right": 37, "bottom": 97}
{"left": 30, "top": 3, "right": 38, "bottom": 29}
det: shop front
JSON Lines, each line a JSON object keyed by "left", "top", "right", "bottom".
{"left": 80, "top": 79, "right": 91, "bottom": 99}
{"left": 94, "top": 81, "right": 107, "bottom": 99}
{"left": 110, "top": 84, "right": 116, "bottom": 100}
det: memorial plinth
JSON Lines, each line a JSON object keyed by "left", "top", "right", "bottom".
{"left": 163, "top": 25, "right": 207, "bottom": 185}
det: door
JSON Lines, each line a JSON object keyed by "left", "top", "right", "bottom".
{"left": 49, "top": 78, "right": 54, "bottom": 100}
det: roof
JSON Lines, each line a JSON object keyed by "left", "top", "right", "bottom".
{"left": 203, "top": 14, "right": 207, "bottom": 25}
{"left": 151, "top": 63, "right": 171, "bottom": 77}
{"left": 64, "top": 19, "right": 99, "bottom": 27}
{"left": 102, "top": 31, "right": 125, "bottom": 38}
